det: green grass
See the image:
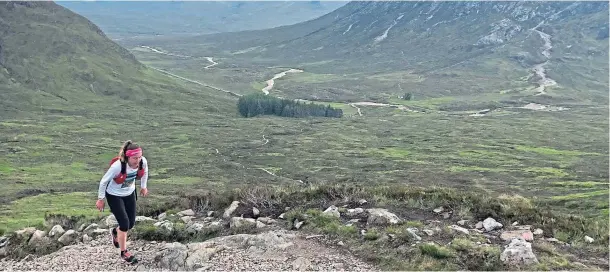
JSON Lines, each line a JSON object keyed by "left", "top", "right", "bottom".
{"left": 550, "top": 181, "right": 608, "bottom": 188}
{"left": 550, "top": 190, "right": 608, "bottom": 201}
{"left": 0, "top": 192, "right": 103, "bottom": 231}
{"left": 515, "top": 145, "right": 602, "bottom": 156}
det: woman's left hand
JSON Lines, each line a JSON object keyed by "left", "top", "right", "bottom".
{"left": 140, "top": 188, "right": 149, "bottom": 197}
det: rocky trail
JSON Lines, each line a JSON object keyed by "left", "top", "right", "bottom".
{"left": 1, "top": 230, "right": 372, "bottom": 271}
{"left": 2, "top": 199, "right": 607, "bottom": 271}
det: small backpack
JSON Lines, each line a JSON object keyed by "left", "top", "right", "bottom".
{"left": 109, "top": 156, "right": 144, "bottom": 184}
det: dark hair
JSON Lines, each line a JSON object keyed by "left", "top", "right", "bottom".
{"left": 118, "top": 140, "right": 140, "bottom": 162}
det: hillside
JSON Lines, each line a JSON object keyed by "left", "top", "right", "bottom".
{"left": 0, "top": 1, "right": 235, "bottom": 119}
{"left": 0, "top": 1, "right": 239, "bottom": 221}
{"left": 141, "top": 1, "right": 609, "bottom": 103}
{"left": 57, "top": 1, "right": 347, "bottom": 40}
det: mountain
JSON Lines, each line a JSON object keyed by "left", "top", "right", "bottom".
{"left": 146, "top": 1, "right": 609, "bottom": 102}
{"left": 0, "top": 1, "right": 233, "bottom": 118}
{"left": 57, "top": 1, "right": 347, "bottom": 40}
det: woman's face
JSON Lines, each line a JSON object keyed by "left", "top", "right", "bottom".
{"left": 128, "top": 155, "right": 141, "bottom": 166}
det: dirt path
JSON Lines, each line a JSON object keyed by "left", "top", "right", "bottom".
{"left": 261, "top": 69, "right": 303, "bottom": 95}
{"left": 204, "top": 57, "right": 218, "bottom": 69}
{"left": 0, "top": 231, "right": 375, "bottom": 271}
{"left": 149, "top": 67, "right": 242, "bottom": 97}
{"left": 531, "top": 27, "right": 557, "bottom": 96}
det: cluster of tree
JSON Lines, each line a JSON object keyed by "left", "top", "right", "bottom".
{"left": 237, "top": 93, "right": 343, "bottom": 118}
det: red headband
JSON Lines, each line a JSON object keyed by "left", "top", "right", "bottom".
{"left": 125, "top": 148, "right": 142, "bottom": 157}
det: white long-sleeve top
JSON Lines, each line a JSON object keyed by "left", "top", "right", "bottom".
{"left": 98, "top": 156, "right": 148, "bottom": 199}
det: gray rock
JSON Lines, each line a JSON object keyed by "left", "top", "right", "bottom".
{"left": 223, "top": 201, "right": 240, "bottom": 219}
{"left": 154, "top": 242, "right": 188, "bottom": 270}
{"left": 58, "top": 230, "right": 78, "bottom": 245}
{"left": 406, "top": 228, "right": 421, "bottom": 241}
{"left": 90, "top": 229, "right": 109, "bottom": 238}
{"left": 450, "top": 225, "right": 470, "bottom": 235}
{"left": 157, "top": 212, "right": 167, "bottom": 221}
{"left": 28, "top": 230, "right": 46, "bottom": 246}
{"left": 422, "top": 229, "right": 435, "bottom": 236}
{"left": 475, "top": 221, "right": 484, "bottom": 229}
{"left": 49, "top": 225, "right": 65, "bottom": 238}
{"left": 585, "top": 236, "right": 594, "bottom": 243}
{"left": 15, "top": 227, "right": 36, "bottom": 240}
{"left": 366, "top": 208, "right": 401, "bottom": 226}
{"left": 106, "top": 215, "right": 118, "bottom": 227}
{"left": 181, "top": 216, "right": 194, "bottom": 224}
{"left": 0, "top": 236, "right": 8, "bottom": 247}
{"left": 293, "top": 219, "right": 304, "bottom": 230}
{"left": 82, "top": 234, "right": 92, "bottom": 243}
{"left": 77, "top": 223, "right": 87, "bottom": 232}
{"left": 483, "top": 217, "right": 503, "bottom": 232}
{"left": 323, "top": 205, "right": 340, "bottom": 218}
{"left": 178, "top": 209, "right": 195, "bottom": 217}
{"left": 252, "top": 207, "right": 260, "bottom": 217}
{"left": 136, "top": 216, "right": 156, "bottom": 222}
{"left": 185, "top": 243, "right": 226, "bottom": 270}
{"left": 83, "top": 223, "right": 99, "bottom": 234}
{"left": 154, "top": 221, "right": 174, "bottom": 231}
{"left": 230, "top": 217, "right": 256, "bottom": 229}
{"left": 500, "top": 238, "right": 538, "bottom": 266}
{"left": 257, "top": 217, "right": 276, "bottom": 225}
{"left": 346, "top": 208, "right": 364, "bottom": 217}
{"left": 256, "top": 221, "right": 267, "bottom": 229}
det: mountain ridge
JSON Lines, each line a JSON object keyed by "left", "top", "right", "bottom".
{"left": 141, "top": 0, "right": 608, "bottom": 102}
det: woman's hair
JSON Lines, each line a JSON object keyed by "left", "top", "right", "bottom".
{"left": 118, "top": 140, "right": 141, "bottom": 162}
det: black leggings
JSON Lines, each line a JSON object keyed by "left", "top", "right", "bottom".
{"left": 106, "top": 191, "right": 136, "bottom": 232}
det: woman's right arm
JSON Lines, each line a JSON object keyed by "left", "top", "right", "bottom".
{"left": 98, "top": 162, "right": 119, "bottom": 199}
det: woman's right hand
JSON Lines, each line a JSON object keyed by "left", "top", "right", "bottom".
{"left": 96, "top": 199, "right": 105, "bottom": 211}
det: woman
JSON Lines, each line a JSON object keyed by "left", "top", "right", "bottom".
{"left": 96, "top": 140, "right": 149, "bottom": 264}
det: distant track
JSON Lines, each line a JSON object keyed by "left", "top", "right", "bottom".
{"left": 149, "top": 66, "right": 242, "bottom": 97}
